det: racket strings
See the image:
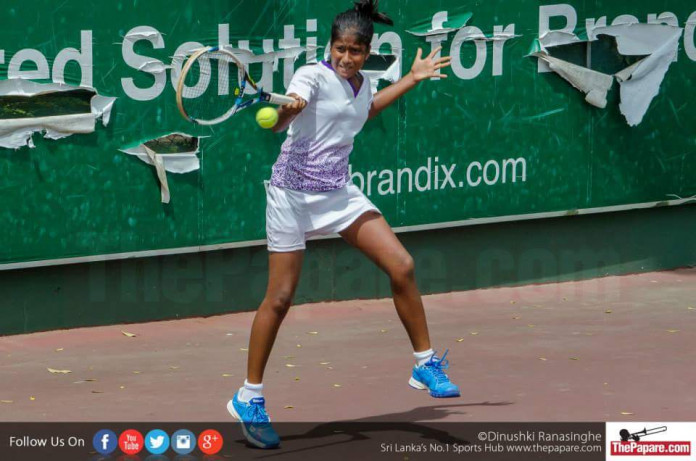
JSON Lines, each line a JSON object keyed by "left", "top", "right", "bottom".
{"left": 180, "top": 52, "right": 247, "bottom": 122}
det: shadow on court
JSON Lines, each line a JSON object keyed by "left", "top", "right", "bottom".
{"left": 0, "top": 269, "right": 694, "bottom": 426}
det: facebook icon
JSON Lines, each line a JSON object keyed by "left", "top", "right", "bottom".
{"left": 93, "top": 429, "right": 118, "bottom": 455}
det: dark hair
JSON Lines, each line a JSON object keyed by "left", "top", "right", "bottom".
{"left": 331, "top": 0, "right": 394, "bottom": 47}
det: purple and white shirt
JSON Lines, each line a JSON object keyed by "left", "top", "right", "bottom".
{"left": 270, "top": 62, "right": 373, "bottom": 192}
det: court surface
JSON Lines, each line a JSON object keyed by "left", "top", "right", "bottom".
{"left": 1, "top": 268, "right": 694, "bottom": 423}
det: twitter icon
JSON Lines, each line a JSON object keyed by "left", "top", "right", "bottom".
{"left": 145, "top": 429, "right": 170, "bottom": 455}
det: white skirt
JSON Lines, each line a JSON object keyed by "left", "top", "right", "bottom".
{"left": 265, "top": 181, "right": 380, "bottom": 252}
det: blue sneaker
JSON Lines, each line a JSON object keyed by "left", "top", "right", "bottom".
{"left": 409, "top": 350, "right": 461, "bottom": 398}
{"left": 227, "top": 392, "right": 280, "bottom": 449}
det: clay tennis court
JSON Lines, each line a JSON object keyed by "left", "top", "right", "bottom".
{"left": 2, "top": 268, "right": 694, "bottom": 424}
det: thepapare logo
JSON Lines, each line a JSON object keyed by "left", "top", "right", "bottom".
{"left": 610, "top": 426, "right": 691, "bottom": 457}
{"left": 0, "top": 31, "right": 92, "bottom": 87}
{"left": 619, "top": 426, "right": 667, "bottom": 442}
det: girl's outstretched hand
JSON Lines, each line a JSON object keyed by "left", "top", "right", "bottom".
{"left": 368, "top": 47, "right": 451, "bottom": 119}
{"left": 409, "top": 47, "right": 451, "bottom": 82}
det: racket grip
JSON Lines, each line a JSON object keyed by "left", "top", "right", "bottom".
{"left": 267, "top": 93, "right": 297, "bottom": 106}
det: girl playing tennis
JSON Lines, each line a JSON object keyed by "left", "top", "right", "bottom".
{"left": 228, "top": 0, "right": 458, "bottom": 448}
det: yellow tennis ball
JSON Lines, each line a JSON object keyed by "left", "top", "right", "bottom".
{"left": 255, "top": 107, "right": 278, "bottom": 129}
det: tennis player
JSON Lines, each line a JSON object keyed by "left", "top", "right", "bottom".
{"left": 228, "top": 0, "right": 458, "bottom": 448}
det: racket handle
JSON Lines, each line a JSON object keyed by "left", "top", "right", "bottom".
{"left": 266, "top": 93, "right": 297, "bottom": 106}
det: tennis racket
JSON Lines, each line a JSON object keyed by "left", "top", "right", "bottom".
{"left": 176, "top": 46, "right": 295, "bottom": 125}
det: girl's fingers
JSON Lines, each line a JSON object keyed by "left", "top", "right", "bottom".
{"left": 427, "top": 46, "right": 443, "bottom": 60}
{"left": 283, "top": 100, "right": 304, "bottom": 113}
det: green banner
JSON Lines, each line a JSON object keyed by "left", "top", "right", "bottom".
{"left": 1, "top": 1, "right": 695, "bottom": 266}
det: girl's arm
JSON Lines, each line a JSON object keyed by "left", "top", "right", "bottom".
{"left": 272, "top": 94, "right": 307, "bottom": 133}
{"left": 368, "top": 47, "right": 451, "bottom": 120}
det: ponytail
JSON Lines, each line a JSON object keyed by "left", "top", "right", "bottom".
{"left": 353, "top": 0, "right": 394, "bottom": 26}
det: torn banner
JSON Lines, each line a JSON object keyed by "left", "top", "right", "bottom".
{"left": 0, "top": 79, "right": 116, "bottom": 149}
{"left": 361, "top": 53, "right": 402, "bottom": 93}
{"left": 119, "top": 133, "right": 201, "bottom": 204}
{"left": 531, "top": 23, "right": 682, "bottom": 126}
{"left": 531, "top": 53, "right": 614, "bottom": 109}
{"left": 316, "top": 9, "right": 481, "bottom": 91}
{"left": 595, "top": 24, "right": 683, "bottom": 127}
{"left": 406, "top": 11, "right": 473, "bottom": 37}
{"left": 406, "top": 11, "right": 518, "bottom": 42}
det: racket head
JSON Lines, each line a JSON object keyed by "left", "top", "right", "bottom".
{"left": 176, "top": 47, "right": 255, "bottom": 125}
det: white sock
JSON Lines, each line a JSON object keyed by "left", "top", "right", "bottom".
{"left": 238, "top": 380, "right": 263, "bottom": 402}
{"left": 414, "top": 349, "right": 435, "bottom": 367}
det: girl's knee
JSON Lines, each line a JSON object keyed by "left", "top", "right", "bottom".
{"left": 389, "top": 254, "right": 415, "bottom": 286}
{"left": 262, "top": 290, "right": 294, "bottom": 315}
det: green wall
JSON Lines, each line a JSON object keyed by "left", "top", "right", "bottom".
{"left": 1, "top": 0, "right": 695, "bottom": 265}
{"left": 2, "top": 204, "right": 694, "bottom": 336}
